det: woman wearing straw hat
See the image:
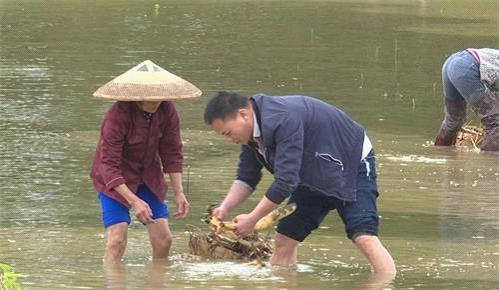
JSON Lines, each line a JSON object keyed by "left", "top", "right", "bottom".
{"left": 90, "top": 60, "right": 201, "bottom": 262}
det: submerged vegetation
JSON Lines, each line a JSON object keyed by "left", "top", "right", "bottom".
{"left": 0, "top": 263, "right": 22, "bottom": 290}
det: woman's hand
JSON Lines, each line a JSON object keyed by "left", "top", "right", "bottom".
{"left": 130, "top": 198, "right": 154, "bottom": 224}
{"left": 173, "top": 192, "right": 190, "bottom": 219}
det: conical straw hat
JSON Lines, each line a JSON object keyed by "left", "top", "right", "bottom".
{"left": 93, "top": 60, "right": 202, "bottom": 101}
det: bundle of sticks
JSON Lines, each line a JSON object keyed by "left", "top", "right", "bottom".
{"left": 456, "top": 125, "right": 484, "bottom": 149}
{"left": 186, "top": 204, "right": 296, "bottom": 261}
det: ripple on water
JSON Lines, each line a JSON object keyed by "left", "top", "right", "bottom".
{"left": 175, "top": 261, "right": 277, "bottom": 281}
{"left": 172, "top": 260, "right": 314, "bottom": 282}
{"left": 382, "top": 154, "right": 447, "bottom": 164}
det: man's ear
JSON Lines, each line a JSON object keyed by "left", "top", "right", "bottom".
{"left": 238, "top": 108, "right": 250, "bottom": 121}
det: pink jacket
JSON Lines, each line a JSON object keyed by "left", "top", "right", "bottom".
{"left": 90, "top": 101, "right": 183, "bottom": 206}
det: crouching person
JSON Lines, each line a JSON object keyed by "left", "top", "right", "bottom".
{"left": 204, "top": 91, "right": 396, "bottom": 274}
{"left": 434, "top": 48, "right": 499, "bottom": 151}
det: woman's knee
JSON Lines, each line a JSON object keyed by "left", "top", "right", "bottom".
{"left": 106, "top": 225, "right": 128, "bottom": 250}
{"left": 152, "top": 234, "right": 172, "bottom": 248}
{"left": 150, "top": 236, "right": 172, "bottom": 258}
{"left": 148, "top": 221, "right": 173, "bottom": 250}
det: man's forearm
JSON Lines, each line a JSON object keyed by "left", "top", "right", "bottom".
{"left": 249, "top": 196, "right": 279, "bottom": 221}
{"left": 220, "top": 180, "right": 253, "bottom": 212}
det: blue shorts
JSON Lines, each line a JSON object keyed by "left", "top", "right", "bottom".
{"left": 277, "top": 151, "right": 379, "bottom": 241}
{"left": 98, "top": 184, "right": 169, "bottom": 228}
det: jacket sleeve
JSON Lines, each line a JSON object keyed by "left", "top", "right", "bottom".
{"left": 159, "top": 103, "right": 183, "bottom": 173}
{"left": 98, "top": 110, "right": 127, "bottom": 191}
{"left": 236, "top": 145, "right": 263, "bottom": 191}
{"left": 265, "top": 114, "right": 304, "bottom": 204}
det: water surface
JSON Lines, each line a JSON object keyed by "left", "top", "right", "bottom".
{"left": 0, "top": 0, "right": 498, "bottom": 288}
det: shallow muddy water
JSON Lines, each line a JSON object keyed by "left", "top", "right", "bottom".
{"left": 0, "top": 0, "right": 497, "bottom": 288}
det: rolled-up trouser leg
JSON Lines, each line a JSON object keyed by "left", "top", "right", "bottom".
{"left": 434, "top": 99, "right": 467, "bottom": 145}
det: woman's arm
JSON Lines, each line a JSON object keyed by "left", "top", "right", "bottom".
{"left": 168, "top": 172, "right": 190, "bottom": 219}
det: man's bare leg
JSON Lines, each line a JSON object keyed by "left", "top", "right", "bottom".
{"left": 353, "top": 234, "right": 396, "bottom": 275}
{"left": 270, "top": 232, "right": 299, "bottom": 266}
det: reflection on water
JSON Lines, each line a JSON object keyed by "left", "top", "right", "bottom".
{"left": 437, "top": 153, "right": 498, "bottom": 282}
{"left": 104, "top": 260, "right": 172, "bottom": 289}
{"left": 440, "top": 157, "right": 498, "bottom": 241}
{"left": 1, "top": 0, "right": 498, "bottom": 288}
{"left": 374, "top": 138, "right": 498, "bottom": 288}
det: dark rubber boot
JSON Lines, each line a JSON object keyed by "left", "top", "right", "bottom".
{"left": 434, "top": 99, "right": 467, "bottom": 146}
{"left": 472, "top": 92, "right": 499, "bottom": 151}
{"left": 480, "top": 115, "right": 499, "bottom": 151}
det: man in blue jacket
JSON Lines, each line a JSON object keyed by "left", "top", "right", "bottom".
{"left": 204, "top": 91, "right": 396, "bottom": 274}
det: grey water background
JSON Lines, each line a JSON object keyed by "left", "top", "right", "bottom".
{"left": 0, "top": 0, "right": 498, "bottom": 288}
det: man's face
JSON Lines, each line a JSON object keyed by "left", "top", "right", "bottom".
{"left": 211, "top": 109, "right": 253, "bottom": 145}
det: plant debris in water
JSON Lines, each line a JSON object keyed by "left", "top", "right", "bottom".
{"left": 186, "top": 204, "right": 296, "bottom": 262}
{"left": 456, "top": 125, "right": 484, "bottom": 149}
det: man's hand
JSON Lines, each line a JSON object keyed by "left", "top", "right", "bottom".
{"left": 130, "top": 198, "right": 154, "bottom": 224}
{"left": 212, "top": 205, "right": 229, "bottom": 221}
{"left": 234, "top": 213, "right": 258, "bottom": 237}
{"left": 173, "top": 192, "right": 190, "bottom": 219}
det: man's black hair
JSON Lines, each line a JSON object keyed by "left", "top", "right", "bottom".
{"left": 203, "top": 91, "right": 249, "bottom": 125}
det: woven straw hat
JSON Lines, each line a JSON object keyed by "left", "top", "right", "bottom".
{"left": 93, "top": 60, "right": 202, "bottom": 101}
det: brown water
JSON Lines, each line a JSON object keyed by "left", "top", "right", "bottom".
{"left": 0, "top": 0, "right": 498, "bottom": 289}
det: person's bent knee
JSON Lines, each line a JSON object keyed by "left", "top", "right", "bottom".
{"left": 106, "top": 226, "right": 128, "bottom": 250}
{"left": 150, "top": 237, "right": 172, "bottom": 259}
{"left": 274, "top": 232, "right": 300, "bottom": 249}
{"left": 106, "top": 237, "right": 127, "bottom": 254}
{"left": 346, "top": 221, "right": 378, "bottom": 240}
{"left": 147, "top": 219, "right": 173, "bottom": 258}
{"left": 104, "top": 223, "right": 128, "bottom": 262}
{"left": 152, "top": 234, "right": 172, "bottom": 250}
{"left": 352, "top": 233, "right": 377, "bottom": 245}
{"left": 106, "top": 234, "right": 126, "bottom": 249}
